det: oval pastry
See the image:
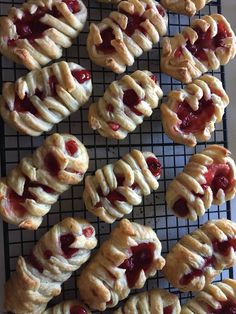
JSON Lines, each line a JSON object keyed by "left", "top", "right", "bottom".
{"left": 114, "top": 288, "right": 181, "bottom": 314}
{"left": 0, "top": 0, "right": 87, "bottom": 70}
{"left": 166, "top": 145, "right": 236, "bottom": 221}
{"left": 4, "top": 217, "right": 97, "bottom": 314}
{"left": 87, "top": 0, "right": 168, "bottom": 73}
{"left": 181, "top": 279, "right": 236, "bottom": 314}
{"left": 44, "top": 300, "right": 91, "bottom": 314}
{"left": 0, "top": 61, "right": 92, "bottom": 136}
{"left": 160, "top": 0, "right": 212, "bottom": 16}
{"left": 162, "top": 219, "right": 236, "bottom": 292}
{"left": 78, "top": 219, "right": 165, "bottom": 311}
{"left": 83, "top": 149, "right": 161, "bottom": 223}
{"left": 89, "top": 70, "right": 163, "bottom": 139}
{"left": 161, "top": 75, "right": 229, "bottom": 147}
{"left": 0, "top": 133, "right": 89, "bottom": 230}
{"left": 161, "top": 14, "right": 236, "bottom": 83}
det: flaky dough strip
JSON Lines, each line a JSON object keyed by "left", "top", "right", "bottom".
{"left": 160, "top": 0, "right": 212, "bottom": 16}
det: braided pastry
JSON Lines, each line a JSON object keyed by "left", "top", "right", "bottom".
{"left": 44, "top": 300, "right": 91, "bottom": 314}
{"left": 161, "top": 75, "right": 229, "bottom": 147}
{"left": 0, "top": 61, "right": 92, "bottom": 136}
{"left": 162, "top": 219, "right": 236, "bottom": 292}
{"left": 83, "top": 149, "right": 161, "bottom": 223}
{"left": 161, "top": 14, "right": 236, "bottom": 83}
{"left": 166, "top": 145, "right": 236, "bottom": 221}
{"left": 114, "top": 288, "right": 181, "bottom": 314}
{"left": 78, "top": 219, "right": 165, "bottom": 311}
{"left": 160, "top": 0, "right": 212, "bottom": 16}
{"left": 181, "top": 278, "right": 236, "bottom": 314}
{"left": 0, "top": 0, "right": 87, "bottom": 70}
{"left": 89, "top": 71, "right": 163, "bottom": 139}
{"left": 4, "top": 217, "right": 97, "bottom": 314}
{"left": 87, "top": 0, "right": 168, "bottom": 73}
{"left": 0, "top": 133, "right": 89, "bottom": 230}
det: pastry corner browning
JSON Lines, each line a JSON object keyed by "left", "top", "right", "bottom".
{"left": 161, "top": 0, "right": 213, "bottom": 16}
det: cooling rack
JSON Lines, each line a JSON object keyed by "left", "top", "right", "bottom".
{"left": 0, "top": 0, "right": 233, "bottom": 312}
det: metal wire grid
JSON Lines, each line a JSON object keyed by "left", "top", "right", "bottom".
{"left": 0, "top": 0, "right": 233, "bottom": 312}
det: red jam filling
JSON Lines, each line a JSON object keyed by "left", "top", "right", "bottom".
{"left": 108, "top": 122, "right": 121, "bottom": 131}
{"left": 8, "top": 0, "right": 80, "bottom": 45}
{"left": 44, "top": 250, "right": 53, "bottom": 259}
{"left": 13, "top": 93, "right": 38, "bottom": 115}
{"left": 97, "top": 28, "right": 116, "bottom": 54}
{"left": 60, "top": 233, "right": 79, "bottom": 258}
{"left": 146, "top": 157, "right": 162, "bottom": 177}
{"left": 83, "top": 226, "right": 94, "bottom": 238}
{"left": 120, "top": 11, "right": 146, "bottom": 37}
{"left": 119, "top": 242, "right": 155, "bottom": 288}
{"left": 70, "top": 305, "right": 87, "bottom": 314}
{"left": 28, "top": 252, "right": 44, "bottom": 273}
{"left": 172, "top": 198, "right": 189, "bottom": 217}
{"left": 72, "top": 70, "right": 91, "bottom": 84}
{"left": 212, "top": 238, "right": 236, "bottom": 256}
{"left": 186, "top": 22, "right": 231, "bottom": 62}
{"left": 150, "top": 74, "right": 158, "bottom": 83}
{"left": 176, "top": 97, "right": 215, "bottom": 133}
{"left": 65, "top": 140, "right": 78, "bottom": 156}
{"left": 156, "top": 4, "right": 166, "bottom": 17}
{"left": 164, "top": 306, "right": 173, "bottom": 314}
{"left": 44, "top": 152, "right": 61, "bottom": 177}
{"left": 123, "top": 89, "right": 142, "bottom": 116}
{"left": 208, "top": 300, "right": 236, "bottom": 314}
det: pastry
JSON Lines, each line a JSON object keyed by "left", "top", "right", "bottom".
{"left": 97, "top": 0, "right": 121, "bottom": 3}
{"left": 160, "top": 0, "right": 212, "bottom": 16}
{"left": 77, "top": 218, "right": 165, "bottom": 311}
{"left": 161, "top": 14, "right": 236, "bottom": 83}
{"left": 4, "top": 217, "right": 97, "bottom": 314}
{"left": 0, "top": 133, "right": 89, "bottom": 230}
{"left": 114, "top": 288, "right": 181, "bottom": 314}
{"left": 0, "top": 0, "right": 87, "bottom": 70}
{"left": 162, "top": 219, "right": 236, "bottom": 292}
{"left": 87, "top": 0, "right": 168, "bottom": 73}
{"left": 166, "top": 145, "right": 236, "bottom": 221}
{"left": 161, "top": 75, "right": 229, "bottom": 147}
{"left": 0, "top": 61, "right": 92, "bottom": 136}
{"left": 83, "top": 149, "right": 161, "bottom": 223}
{"left": 181, "top": 279, "right": 236, "bottom": 313}
{"left": 44, "top": 300, "right": 91, "bottom": 314}
{"left": 89, "top": 70, "right": 163, "bottom": 140}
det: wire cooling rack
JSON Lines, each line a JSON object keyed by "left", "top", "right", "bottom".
{"left": 0, "top": 0, "right": 233, "bottom": 312}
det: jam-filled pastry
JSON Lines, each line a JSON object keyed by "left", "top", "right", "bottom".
{"left": 161, "top": 75, "right": 229, "bottom": 147}
{"left": 78, "top": 219, "right": 165, "bottom": 311}
{"left": 83, "top": 149, "right": 161, "bottom": 223}
{"left": 89, "top": 71, "right": 163, "bottom": 139}
{"left": 162, "top": 219, "right": 236, "bottom": 292}
{"left": 181, "top": 278, "right": 236, "bottom": 314}
{"left": 114, "top": 288, "right": 181, "bottom": 314}
{"left": 0, "top": 133, "right": 89, "bottom": 230}
{"left": 87, "top": 0, "right": 168, "bottom": 74}
{"left": 166, "top": 145, "right": 236, "bottom": 221}
{"left": 0, "top": 61, "right": 92, "bottom": 136}
{"left": 160, "top": 0, "right": 212, "bottom": 16}
{"left": 161, "top": 14, "right": 236, "bottom": 83}
{"left": 4, "top": 217, "right": 97, "bottom": 314}
{"left": 0, "top": 0, "right": 87, "bottom": 70}
{"left": 44, "top": 300, "right": 91, "bottom": 314}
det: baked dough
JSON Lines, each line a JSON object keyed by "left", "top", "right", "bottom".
{"left": 89, "top": 70, "right": 163, "bottom": 139}
{"left": 166, "top": 145, "right": 236, "bottom": 221}
{"left": 160, "top": 0, "right": 212, "bottom": 16}
{"left": 161, "top": 14, "right": 236, "bottom": 83}
{"left": 114, "top": 288, "right": 181, "bottom": 314}
{"left": 0, "top": 0, "right": 87, "bottom": 70}
{"left": 162, "top": 219, "right": 236, "bottom": 292}
{"left": 0, "top": 61, "right": 92, "bottom": 136}
{"left": 97, "top": 0, "right": 121, "bottom": 3}
{"left": 0, "top": 133, "right": 89, "bottom": 230}
{"left": 87, "top": 0, "right": 168, "bottom": 73}
{"left": 44, "top": 300, "right": 91, "bottom": 314}
{"left": 161, "top": 75, "right": 229, "bottom": 147}
{"left": 77, "top": 218, "right": 165, "bottom": 311}
{"left": 83, "top": 149, "right": 161, "bottom": 223}
{"left": 181, "top": 279, "right": 236, "bottom": 313}
{"left": 4, "top": 217, "right": 97, "bottom": 314}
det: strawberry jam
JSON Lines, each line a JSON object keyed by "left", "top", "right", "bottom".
{"left": 150, "top": 74, "right": 158, "bottom": 83}
{"left": 28, "top": 252, "right": 44, "bottom": 273}
{"left": 164, "top": 306, "right": 173, "bottom": 314}
{"left": 97, "top": 28, "right": 116, "bottom": 54}
{"left": 44, "top": 152, "right": 61, "bottom": 176}
{"left": 208, "top": 300, "right": 236, "bottom": 314}
{"left": 119, "top": 242, "right": 155, "bottom": 288}
{"left": 123, "top": 89, "right": 142, "bottom": 116}
{"left": 146, "top": 157, "right": 162, "bottom": 177}
{"left": 212, "top": 238, "right": 236, "bottom": 256}
{"left": 120, "top": 11, "right": 146, "bottom": 37}
{"left": 44, "top": 250, "right": 53, "bottom": 259}
{"left": 176, "top": 97, "right": 215, "bottom": 133}
{"left": 72, "top": 70, "right": 91, "bottom": 84}
{"left": 65, "top": 140, "right": 78, "bottom": 156}
{"left": 108, "top": 122, "right": 121, "bottom": 131}
{"left": 83, "top": 226, "right": 94, "bottom": 238}
{"left": 13, "top": 93, "right": 38, "bottom": 115}
{"left": 70, "top": 305, "right": 87, "bottom": 314}
{"left": 173, "top": 198, "right": 189, "bottom": 217}
{"left": 60, "top": 233, "right": 79, "bottom": 258}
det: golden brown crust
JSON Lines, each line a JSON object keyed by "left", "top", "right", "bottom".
{"left": 44, "top": 300, "right": 91, "bottom": 314}
{"left": 160, "top": 0, "right": 212, "bottom": 16}
{"left": 162, "top": 219, "right": 236, "bottom": 292}
{"left": 77, "top": 219, "right": 165, "bottom": 311}
{"left": 4, "top": 217, "right": 97, "bottom": 314}
{"left": 161, "top": 75, "right": 229, "bottom": 147}
{"left": 0, "top": 133, "right": 89, "bottom": 229}
{"left": 0, "top": 0, "right": 87, "bottom": 70}
{"left": 161, "top": 14, "right": 236, "bottom": 83}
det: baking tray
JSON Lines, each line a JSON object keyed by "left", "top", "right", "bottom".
{"left": 0, "top": 0, "right": 233, "bottom": 312}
